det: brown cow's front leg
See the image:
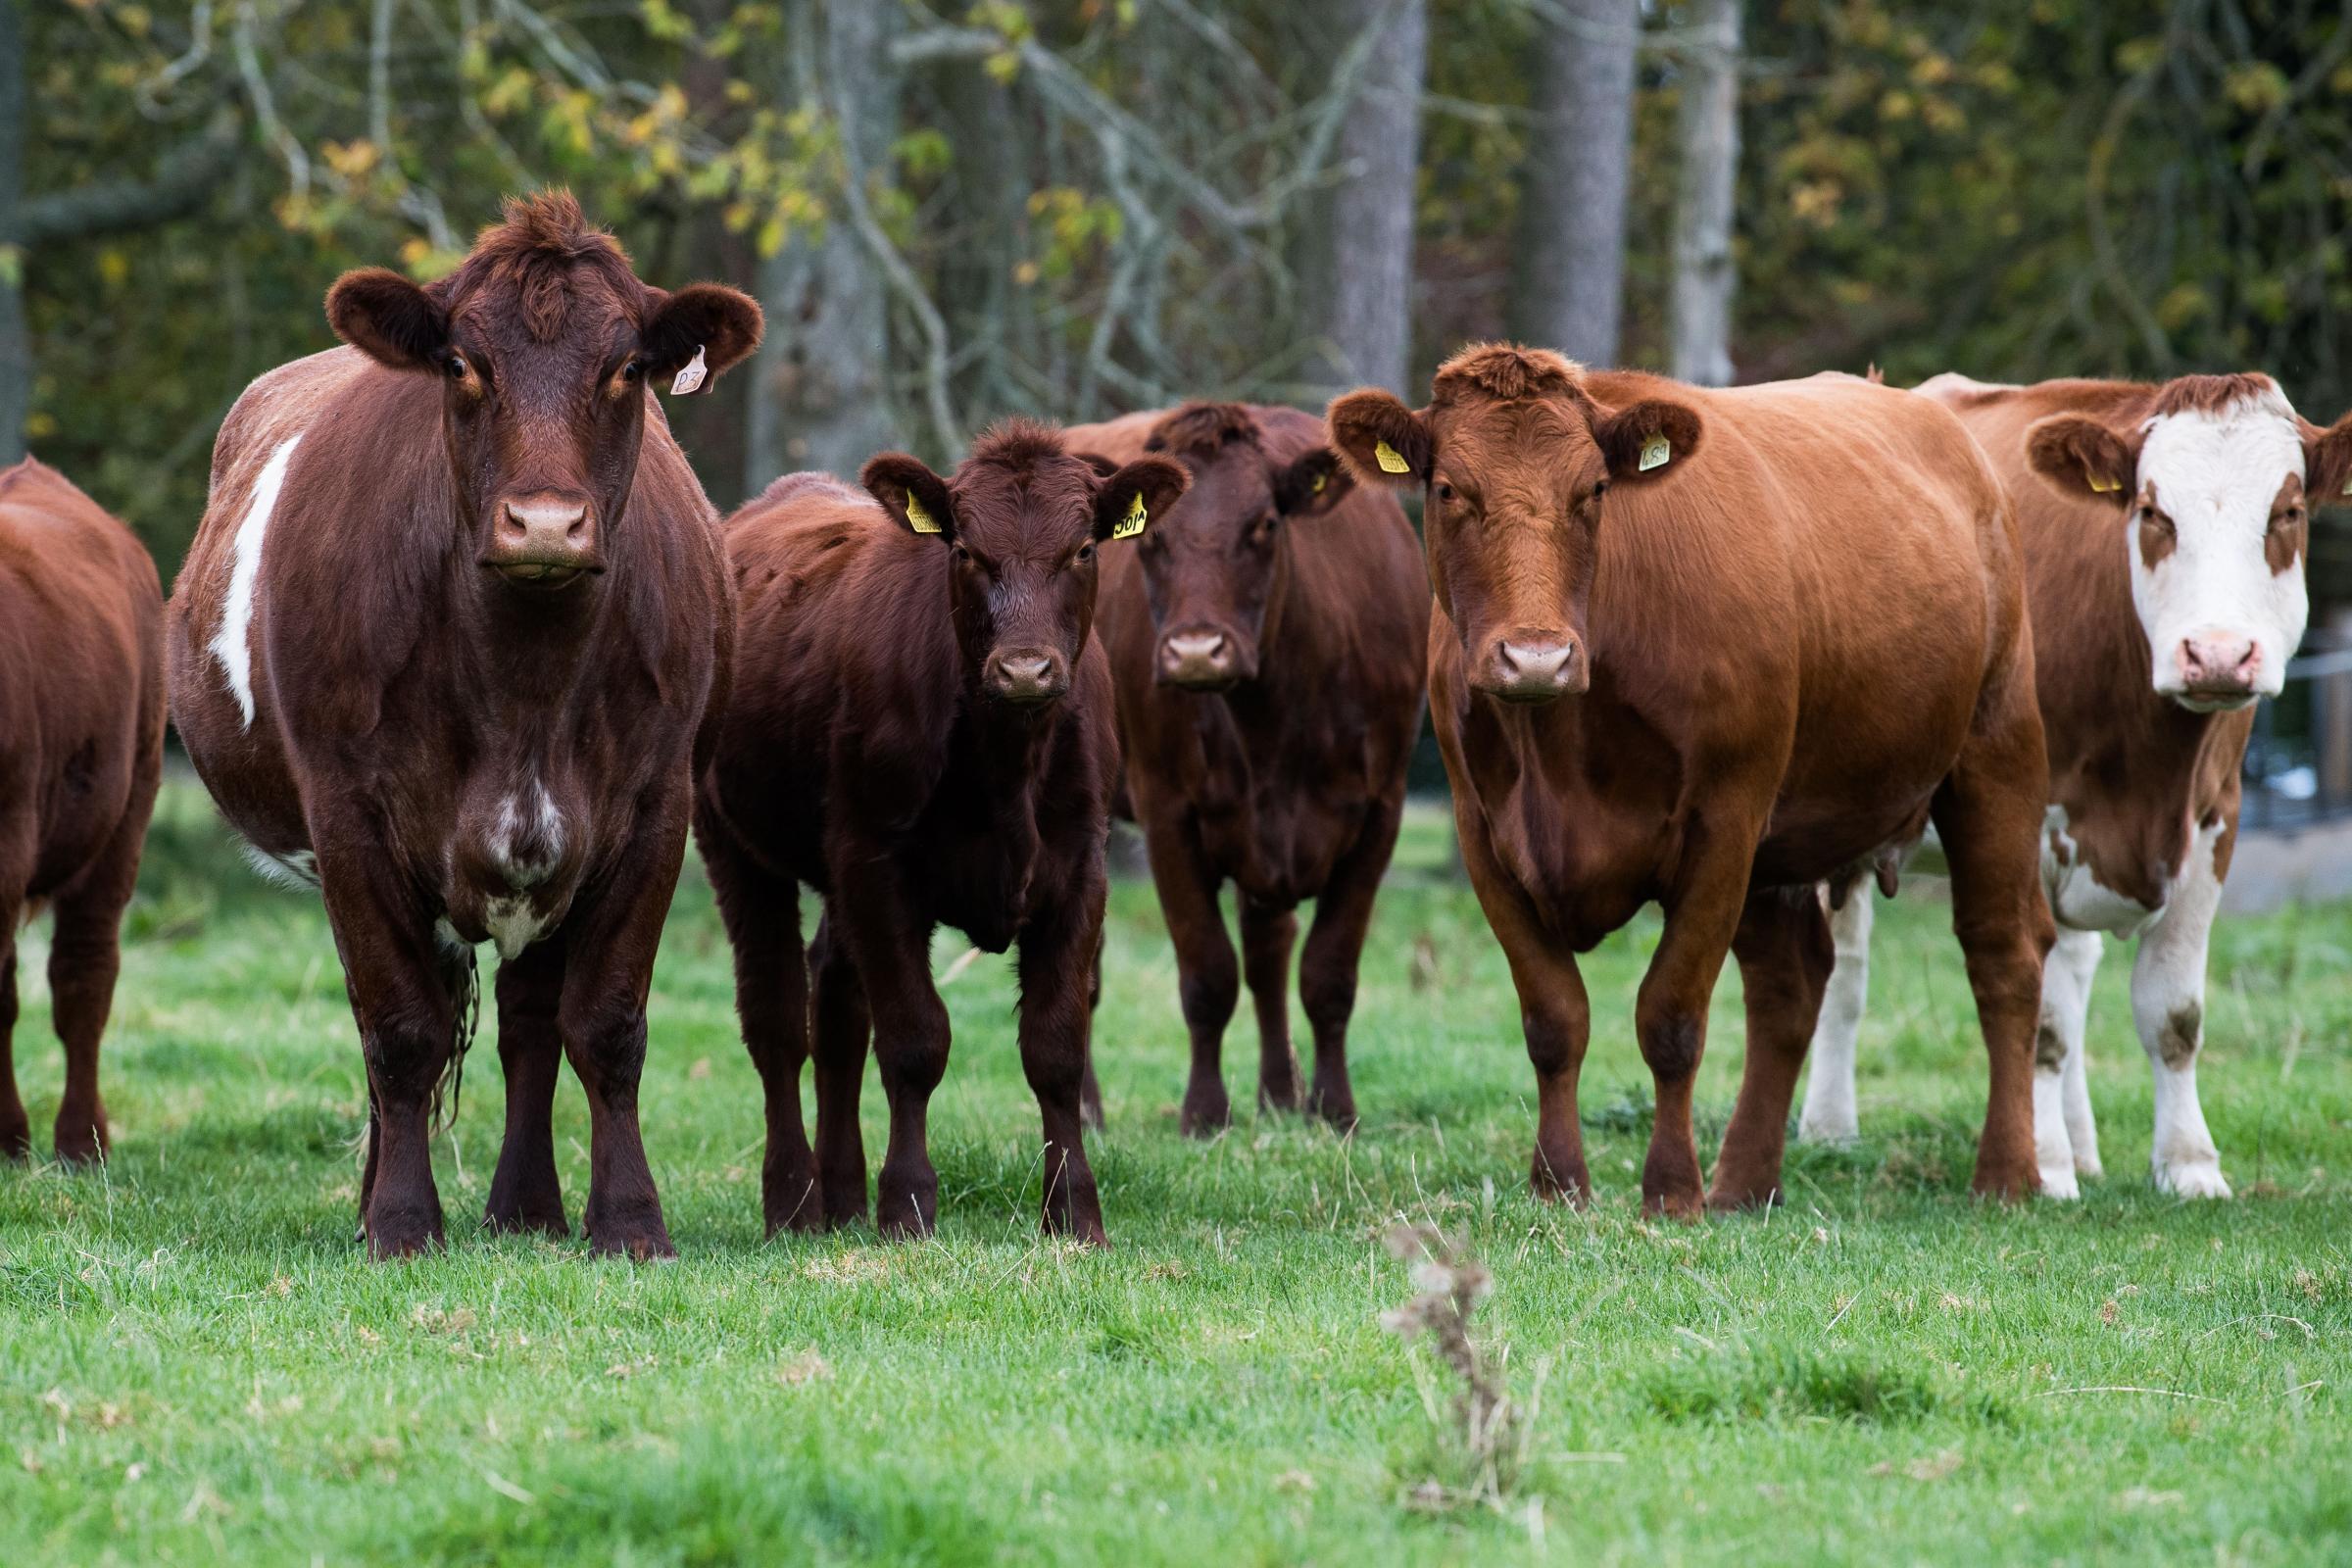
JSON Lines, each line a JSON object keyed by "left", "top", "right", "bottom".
{"left": 1239, "top": 898, "right": 1301, "bottom": 1113}
{"left": 1635, "top": 838, "right": 1753, "bottom": 1220}
{"left": 1707, "top": 891, "right": 1837, "bottom": 1209}
{"left": 1017, "top": 867, "right": 1110, "bottom": 1245}
{"left": 808, "top": 913, "right": 872, "bottom": 1230}
{"left": 829, "top": 856, "right": 949, "bottom": 1239}
{"left": 324, "top": 903, "right": 460, "bottom": 1258}
{"left": 1298, "top": 797, "right": 1405, "bottom": 1131}
{"left": 484, "top": 936, "right": 569, "bottom": 1237}
{"left": 701, "top": 823, "right": 819, "bottom": 1237}
{"left": 1142, "top": 816, "right": 1238, "bottom": 1136}
{"left": 1457, "top": 806, "right": 1593, "bottom": 1203}
{"left": 1080, "top": 933, "right": 1104, "bottom": 1131}
{"left": 0, "top": 922, "right": 26, "bottom": 1161}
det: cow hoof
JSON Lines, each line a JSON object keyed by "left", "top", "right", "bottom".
{"left": 1704, "top": 1182, "right": 1782, "bottom": 1213}
{"left": 366, "top": 1208, "right": 448, "bottom": 1260}
{"left": 2155, "top": 1159, "right": 2230, "bottom": 1200}
{"left": 482, "top": 1203, "right": 569, "bottom": 1239}
{"left": 760, "top": 1169, "right": 822, "bottom": 1237}
{"left": 1257, "top": 1076, "right": 1302, "bottom": 1115}
{"left": 1642, "top": 1190, "right": 1707, "bottom": 1223}
{"left": 1, "top": 1117, "right": 28, "bottom": 1162}
{"left": 1528, "top": 1165, "right": 1592, "bottom": 1208}
{"left": 1306, "top": 1088, "right": 1358, "bottom": 1132}
{"left": 1795, "top": 1114, "right": 1858, "bottom": 1145}
{"left": 876, "top": 1172, "right": 938, "bottom": 1240}
{"left": 1970, "top": 1159, "right": 2039, "bottom": 1203}
{"left": 2037, "top": 1163, "right": 2082, "bottom": 1201}
{"left": 2073, "top": 1152, "right": 2106, "bottom": 1181}
{"left": 1179, "top": 1089, "right": 1232, "bottom": 1139}
{"left": 587, "top": 1220, "right": 677, "bottom": 1261}
{"left": 876, "top": 1206, "right": 937, "bottom": 1242}
{"left": 52, "top": 1116, "right": 109, "bottom": 1166}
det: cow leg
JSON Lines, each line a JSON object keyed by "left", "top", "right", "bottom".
{"left": 2131, "top": 825, "right": 2230, "bottom": 1198}
{"left": 0, "top": 914, "right": 24, "bottom": 1162}
{"left": 1017, "top": 865, "right": 1109, "bottom": 1245}
{"left": 1458, "top": 803, "right": 1592, "bottom": 1203}
{"left": 46, "top": 777, "right": 149, "bottom": 1164}
{"left": 1930, "top": 682, "right": 2055, "bottom": 1203}
{"left": 2060, "top": 944, "right": 2104, "bottom": 1180}
{"left": 1708, "top": 890, "right": 1837, "bottom": 1209}
{"left": 2031, "top": 927, "right": 2103, "bottom": 1200}
{"left": 1635, "top": 838, "right": 1754, "bottom": 1220}
{"left": 1143, "top": 817, "right": 1238, "bottom": 1137}
{"left": 1080, "top": 933, "right": 1104, "bottom": 1131}
{"left": 701, "top": 827, "right": 818, "bottom": 1237}
{"left": 808, "top": 912, "right": 872, "bottom": 1229}
{"left": 828, "top": 858, "right": 949, "bottom": 1240}
{"left": 484, "top": 936, "right": 569, "bottom": 1237}
{"left": 1239, "top": 898, "right": 1301, "bottom": 1113}
{"left": 1298, "top": 797, "right": 1403, "bottom": 1132}
{"left": 554, "top": 812, "right": 690, "bottom": 1261}
{"left": 1796, "top": 889, "right": 1874, "bottom": 1143}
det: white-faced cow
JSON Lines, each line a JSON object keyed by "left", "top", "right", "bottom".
{"left": 1800, "top": 372, "right": 2352, "bottom": 1199}
{"left": 1330, "top": 345, "right": 2055, "bottom": 1215}
{"left": 169, "top": 192, "right": 760, "bottom": 1258}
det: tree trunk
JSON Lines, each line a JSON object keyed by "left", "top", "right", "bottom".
{"left": 1508, "top": 0, "right": 1640, "bottom": 367}
{"left": 743, "top": 0, "right": 901, "bottom": 490}
{"left": 0, "top": 0, "right": 28, "bottom": 465}
{"left": 1296, "top": 0, "right": 1428, "bottom": 399}
{"left": 1669, "top": 0, "right": 1741, "bottom": 387}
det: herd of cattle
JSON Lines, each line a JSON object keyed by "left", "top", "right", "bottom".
{"left": 0, "top": 192, "right": 2336, "bottom": 1258}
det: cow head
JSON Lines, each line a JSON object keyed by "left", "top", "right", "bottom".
{"left": 1329, "top": 344, "right": 1701, "bottom": 704}
{"left": 324, "top": 191, "right": 760, "bottom": 593}
{"left": 1099, "top": 403, "right": 1354, "bottom": 691}
{"left": 862, "top": 422, "right": 1188, "bottom": 708}
{"left": 2027, "top": 373, "right": 2352, "bottom": 710}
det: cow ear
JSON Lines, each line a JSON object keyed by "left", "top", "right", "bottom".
{"left": 1327, "top": 390, "right": 1432, "bottom": 486}
{"left": 640, "top": 283, "right": 764, "bottom": 391}
{"left": 1274, "top": 447, "right": 1354, "bottom": 517}
{"left": 860, "top": 453, "right": 957, "bottom": 541}
{"left": 1593, "top": 398, "right": 1704, "bottom": 484}
{"left": 2027, "top": 414, "right": 2140, "bottom": 506}
{"left": 1094, "top": 456, "right": 1190, "bottom": 544}
{"left": 2303, "top": 412, "right": 2352, "bottom": 505}
{"left": 326, "top": 268, "right": 451, "bottom": 371}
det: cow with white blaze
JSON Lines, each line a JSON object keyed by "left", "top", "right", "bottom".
{"left": 1800, "top": 372, "right": 2352, "bottom": 1198}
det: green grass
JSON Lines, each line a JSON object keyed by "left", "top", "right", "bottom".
{"left": 4, "top": 783, "right": 2350, "bottom": 1565}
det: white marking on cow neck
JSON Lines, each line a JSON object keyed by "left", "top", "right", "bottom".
{"left": 2132, "top": 387, "right": 2310, "bottom": 705}
{"left": 211, "top": 434, "right": 303, "bottom": 728}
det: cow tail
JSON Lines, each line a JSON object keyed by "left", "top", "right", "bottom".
{"left": 429, "top": 934, "right": 481, "bottom": 1137}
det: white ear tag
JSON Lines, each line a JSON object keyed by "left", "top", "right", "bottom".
{"left": 670, "top": 344, "right": 709, "bottom": 396}
{"left": 1639, "top": 433, "right": 1670, "bottom": 472}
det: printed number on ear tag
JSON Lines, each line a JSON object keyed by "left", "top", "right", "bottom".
{"left": 670, "top": 344, "right": 709, "bottom": 396}
{"left": 905, "top": 493, "right": 943, "bottom": 534}
{"left": 1639, "top": 433, "right": 1671, "bottom": 472}
{"left": 1113, "top": 493, "right": 1149, "bottom": 540}
{"left": 1374, "top": 440, "right": 1411, "bottom": 474}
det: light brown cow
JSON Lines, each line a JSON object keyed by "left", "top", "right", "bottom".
{"left": 0, "top": 460, "right": 165, "bottom": 1164}
{"left": 1800, "top": 372, "right": 2352, "bottom": 1200}
{"left": 1330, "top": 344, "right": 2053, "bottom": 1214}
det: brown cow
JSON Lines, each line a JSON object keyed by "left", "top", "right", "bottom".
{"left": 0, "top": 460, "right": 165, "bottom": 1164}
{"left": 1065, "top": 402, "right": 1428, "bottom": 1134}
{"left": 169, "top": 193, "right": 759, "bottom": 1259}
{"left": 1329, "top": 344, "right": 2054, "bottom": 1214}
{"left": 695, "top": 425, "right": 1186, "bottom": 1244}
{"left": 1801, "top": 372, "right": 2352, "bottom": 1200}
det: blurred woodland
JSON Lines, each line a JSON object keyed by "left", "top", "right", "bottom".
{"left": 9, "top": 0, "right": 2352, "bottom": 591}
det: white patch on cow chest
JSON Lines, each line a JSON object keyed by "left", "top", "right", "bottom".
{"left": 479, "top": 780, "right": 570, "bottom": 959}
{"left": 2041, "top": 806, "right": 2165, "bottom": 938}
{"left": 211, "top": 434, "right": 303, "bottom": 729}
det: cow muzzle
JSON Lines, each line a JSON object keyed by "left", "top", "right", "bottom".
{"left": 984, "top": 648, "right": 1070, "bottom": 707}
{"left": 2172, "top": 631, "right": 2263, "bottom": 711}
{"left": 1475, "top": 633, "right": 1587, "bottom": 704}
{"left": 1156, "top": 625, "right": 1248, "bottom": 691}
{"left": 484, "top": 493, "right": 603, "bottom": 587}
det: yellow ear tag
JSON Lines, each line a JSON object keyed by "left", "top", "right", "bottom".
{"left": 1639, "top": 433, "right": 1671, "bottom": 472}
{"left": 1113, "top": 492, "right": 1148, "bottom": 540}
{"left": 1374, "top": 439, "right": 1410, "bottom": 474}
{"left": 2087, "top": 473, "right": 2119, "bottom": 494}
{"left": 904, "top": 493, "right": 942, "bottom": 534}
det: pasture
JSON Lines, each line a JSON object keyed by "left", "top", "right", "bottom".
{"left": 3, "top": 782, "right": 2348, "bottom": 1566}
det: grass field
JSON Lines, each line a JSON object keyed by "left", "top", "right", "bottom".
{"left": 3, "top": 782, "right": 2349, "bottom": 1565}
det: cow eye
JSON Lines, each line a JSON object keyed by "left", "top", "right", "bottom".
{"left": 1592, "top": 479, "right": 1609, "bottom": 499}
{"left": 619, "top": 359, "right": 644, "bottom": 383}
{"left": 1433, "top": 481, "right": 1457, "bottom": 504}
{"left": 445, "top": 354, "right": 469, "bottom": 381}
{"left": 1075, "top": 540, "right": 1096, "bottom": 564}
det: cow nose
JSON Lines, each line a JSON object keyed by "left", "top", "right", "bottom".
{"left": 1159, "top": 628, "right": 1236, "bottom": 688}
{"left": 1490, "top": 637, "right": 1581, "bottom": 702}
{"left": 487, "top": 493, "right": 601, "bottom": 583}
{"left": 2178, "top": 632, "right": 2261, "bottom": 701}
{"left": 986, "top": 650, "right": 1064, "bottom": 705}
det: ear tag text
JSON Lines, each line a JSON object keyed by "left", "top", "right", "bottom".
{"left": 1374, "top": 439, "right": 1410, "bottom": 474}
{"left": 670, "top": 344, "right": 709, "bottom": 396}
{"left": 1113, "top": 492, "right": 1149, "bottom": 540}
{"left": 1639, "top": 433, "right": 1671, "bottom": 472}
{"left": 905, "top": 493, "right": 943, "bottom": 534}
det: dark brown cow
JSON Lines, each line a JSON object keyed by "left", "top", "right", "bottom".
{"left": 1330, "top": 344, "right": 2053, "bottom": 1214}
{"left": 169, "top": 193, "right": 759, "bottom": 1259}
{"left": 0, "top": 460, "right": 165, "bottom": 1163}
{"left": 1802, "top": 372, "right": 2352, "bottom": 1200}
{"left": 695, "top": 425, "right": 1186, "bottom": 1245}
{"left": 1066, "top": 402, "right": 1428, "bottom": 1134}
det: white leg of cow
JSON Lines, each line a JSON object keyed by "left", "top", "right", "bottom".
{"left": 1796, "top": 889, "right": 1872, "bottom": 1143}
{"left": 2031, "top": 927, "right": 2102, "bottom": 1200}
{"left": 2060, "top": 951, "right": 2104, "bottom": 1179}
{"left": 2131, "top": 827, "right": 2230, "bottom": 1199}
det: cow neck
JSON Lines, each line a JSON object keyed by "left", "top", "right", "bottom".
{"left": 954, "top": 667, "right": 1062, "bottom": 829}
{"left": 452, "top": 561, "right": 617, "bottom": 726}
